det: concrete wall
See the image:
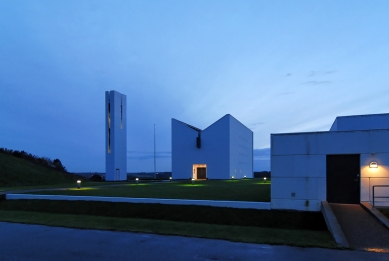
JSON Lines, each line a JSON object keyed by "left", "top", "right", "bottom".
{"left": 271, "top": 129, "right": 389, "bottom": 211}
{"left": 360, "top": 130, "right": 389, "bottom": 206}
{"left": 171, "top": 119, "right": 204, "bottom": 179}
{"left": 330, "top": 113, "right": 389, "bottom": 131}
{"left": 201, "top": 115, "right": 230, "bottom": 179}
{"left": 172, "top": 115, "right": 253, "bottom": 180}
{"left": 229, "top": 116, "right": 253, "bottom": 179}
{"left": 105, "top": 91, "right": 127, "bottom": 181}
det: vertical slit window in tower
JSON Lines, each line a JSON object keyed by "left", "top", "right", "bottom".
{"left": 108, "top": 103, "right": 111, "bottom": 128}
{"left": 120, "top": 100, "right": 123, "bottom": 129}
{"left": 108, "top": 129, "right": 111, "bottom": 153}
{"left": 108, "top": 102, "right": 111, "bottom": 153}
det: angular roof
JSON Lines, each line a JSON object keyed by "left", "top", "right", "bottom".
{"left": 172, "top": 119, "right": 202, "bottom": 132}
{"left": 173, "top": 114, "right": 252, "bottom": 133}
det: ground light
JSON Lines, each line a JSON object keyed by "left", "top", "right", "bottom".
{"left": 135, "top": 178, "right": 139, "bottom": 185}
{"left": 169, "top": 177, "right": 172, "bottom": 182}
{"left": 231, "top": 176, "right": 235, "bottom": 179}
{"left": 244, "top": 175, "right": 247, "bottom": 179}
{"left": 77, "top": 180, "right": 81, "bottom": 189}
{"left": 191, "top": 178, "right": 195, "bottom": 185}
{"left": 264, "top": 177, "right": 267, "bottom": 183}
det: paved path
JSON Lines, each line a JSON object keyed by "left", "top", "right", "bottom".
{"left": 330, "top": 204, "right": 389, "bottom": 252}
{"left": 1, "top": 222, "right": 389, "bottom": 261}
{"left": 6, "top": 193, "right": 271, "bottom": 210}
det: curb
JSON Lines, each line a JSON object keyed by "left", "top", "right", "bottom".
{"left": 360, "top": 202, "right": 389, "bottom": 230}
{"left": 321, "top": 201, "right": 349, "bottom": 248}
{"left": 5, "top": 194, "right": 271, "bottom": 210}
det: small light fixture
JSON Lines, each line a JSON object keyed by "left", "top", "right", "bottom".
{"left": 264, "top": 177, "right": 267, "bottom": 182}
{"left": 231, "top": 176, "right": 235, "bottom": 179}
{"left": 369, "top": 162, "right": 378, "bottom": 168}
{"left": 135, "top": 177, "right": 139, "bottom": 184}
{"left": 191, "top": 178, "right": 195, "bottom": 185}
{"left": 77, "top": 180, "right": 81, "bottom": 189}
{"left": 244, "top": 175, "right": 247, "bottom": 179}
{"left": 169, "top": 177, "right": 172, "bottom": 182}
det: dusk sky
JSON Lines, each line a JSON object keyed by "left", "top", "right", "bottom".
{"left": 1, "top": 1, "right": 388, "bottom": 173}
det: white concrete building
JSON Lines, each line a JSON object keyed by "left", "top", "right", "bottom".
{"left": 271, "top": 113, "right": 389, "bottom": 211}
{"left": 105, "top": 90, "right": 127, "bottom": 181}
{"left": 172, "top": 114, "right": 253, "bottom": 180}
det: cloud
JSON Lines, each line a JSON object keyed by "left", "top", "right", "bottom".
{"left": 308, "top": 70, "right": 336, "bottom": 77}
{"left": 251, "top": 122, "right": 264, "bottom": 126}
{"left": 279, "top": 92, "right": 295, "bottom": 95}
{"left": 127, "top": 151, "right": 171, "bottom": 160}
{"left": 253, "top": 148, "right": 270, "bottom": 161}
{"left": 284, "top": 73, "right": 292, "bottom": 77}
{"left": 301, "top": 80, "right": 332, "bottom": 85}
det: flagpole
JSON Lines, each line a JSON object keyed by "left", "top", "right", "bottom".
{"left": 154, "top": 124, "right": 156, "bottom": 179}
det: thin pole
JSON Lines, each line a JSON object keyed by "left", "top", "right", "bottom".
{"left": 154, "top": 124, "right": 156, "bottom": 179}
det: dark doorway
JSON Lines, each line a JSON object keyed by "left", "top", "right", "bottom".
{"left": 197, "top": 167, "right": 207, "bottom": 179}
{"left": 326, "top": 154, "right": 360, "bottom": 204}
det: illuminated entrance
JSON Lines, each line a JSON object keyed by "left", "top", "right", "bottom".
{"left": 193, "top": 164, "right": 207, "bottom": 180}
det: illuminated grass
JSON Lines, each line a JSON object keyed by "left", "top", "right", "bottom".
{"left": 0, "top": 210, "right": 337, "bottom": 248}
{"left": 26, "top": 179, "right": 271, "bottom": 202}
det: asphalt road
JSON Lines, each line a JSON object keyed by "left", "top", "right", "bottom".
{"left": 0, "top": 222, "right": 388, "bottom": 261}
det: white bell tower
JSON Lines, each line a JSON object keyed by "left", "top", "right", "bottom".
{"left": 105, "top": 90, "right": 127, "bottom": 181}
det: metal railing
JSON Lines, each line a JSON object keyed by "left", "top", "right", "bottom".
{"left": 372, "top": 185, "right": 389, "bottom": 208}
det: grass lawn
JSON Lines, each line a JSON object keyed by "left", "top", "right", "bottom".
{"left": 0, "top": 200, "right": 337, "bottom": 248}
{"left": 379, "top": 208, "right": 389, "bottom": 219}
{"left": 0, "top": 211, "right": 336, "bottom": 248}
{"left": 26, "top": 179, "right": 271, "bottom": 202}
{"left": 0, "top": 179, "right": 338, "bottom": 248}
{"left": 0, "top": 181, "right": 130, "bottom": 192}
{"left": 0, "top": 153, "right": 81, "bottom": 188}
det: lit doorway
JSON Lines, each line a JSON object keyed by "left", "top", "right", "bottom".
{"left": 193, "top": 164, "right": 207, "bottom": 180}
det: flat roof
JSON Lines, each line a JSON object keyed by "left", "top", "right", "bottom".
{"left": 334, "top": 112, "right": 389, "bottom": 119}
{"left": 271, "top": 129, "right": 389, "bottom": 136}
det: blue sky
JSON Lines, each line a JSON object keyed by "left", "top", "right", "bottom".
{"left": 1, "top": 1, "right": 389, "bottom": 173}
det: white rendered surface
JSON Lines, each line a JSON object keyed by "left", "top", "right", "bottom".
{"left": 271, "top": 126, "right": 389, "bottom": 211}
{"left": 172, "top": 115, "right": 253, "bottom": 180}
{"left": 105, "top": 91, "right": 127, "bottom": 181}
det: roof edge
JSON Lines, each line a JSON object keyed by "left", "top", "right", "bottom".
{"left": 172, "top": 118, "right": 202, "bottom": 132}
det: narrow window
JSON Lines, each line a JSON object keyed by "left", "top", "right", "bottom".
{"left": 108, "top": 102, "right": 111, "bottom": 153}
{"left": 108, "top": 103, "right": 111, "bottom": 128}
{"left": 108, "top": 132, "right": 110, "bottom": 153}
{"left": 120, "top": 101, "right": 123, "bottom": 129}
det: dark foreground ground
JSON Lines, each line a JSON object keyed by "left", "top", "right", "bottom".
{"left": 0, "top": 222, "right": 388, "bottom": 261}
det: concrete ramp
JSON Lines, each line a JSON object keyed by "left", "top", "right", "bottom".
{"left": 330, "top": 203, "right": 389, "bottom": 252}
{"left": 321, "top": 201, "right": 349, "bottom": 248}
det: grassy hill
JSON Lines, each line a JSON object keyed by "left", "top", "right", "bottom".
{"left": 0, "top": 153, "right": 80, "bottom": 187}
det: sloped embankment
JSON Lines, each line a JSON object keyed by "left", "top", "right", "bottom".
{"left": 0, "top": 153, "right": 78, "bottom": 187}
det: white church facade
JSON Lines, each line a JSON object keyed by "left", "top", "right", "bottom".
{"left": 172, "top": 114, "right": 253, "bottom": 180}
{"left": 271, "top": 113, "right": 389, "bottom": 211}
{"left": 105, "top": 90, "right": 127, "bottom": 181}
